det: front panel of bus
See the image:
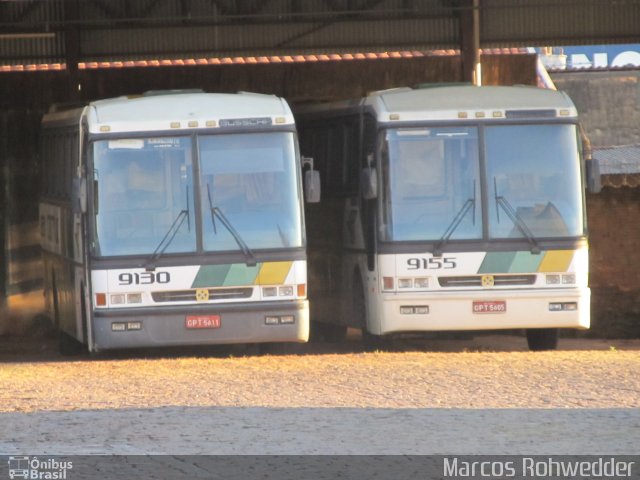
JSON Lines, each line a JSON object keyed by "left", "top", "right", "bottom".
{"left": 87, "top": 129, "right": 309, "bottom": 350}
{"left": 372, "top": 121, "right": 590, "bottom": 334}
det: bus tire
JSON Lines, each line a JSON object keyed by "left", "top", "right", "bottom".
{"left": 526, "top": 328, "right": 558, "bottom": 351}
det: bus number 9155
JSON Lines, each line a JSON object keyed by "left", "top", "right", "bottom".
{"left": 407, "top": 257, "right": 457, "bottom": 270}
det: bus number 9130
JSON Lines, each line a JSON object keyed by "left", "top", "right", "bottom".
{"left": 119, "top": 272, "right": 171, "bottom": 285}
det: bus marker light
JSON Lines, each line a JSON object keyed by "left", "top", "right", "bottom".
{"left": 188, "top": 120, "right": 199, "bottom": 128}
{"left": 275, "top": 117, "right": 286, "bottom": 124}
{"left": 111, "top": 322, "right": 126, "bottom": 332}
{"left": 400, "top": 306, "right": 415, "bottom": 315}
{"left": 280, "top": 315, "right": 295, "bottom": 324}
{"left": 415, "top": 306, "right": 429, "bottom": 315}
{"left": 96, "top": 293, "right": 107, "bottom": 307}
{"left": 389, "top": 113, "right": 400, "bottom": 121}
{"left": 297, "top": 284, "right": 306, "bottom": 297}
{"left": 170, "top": 121, "right": 181, "bottom": 128}
{"left": 382, "top": 277, "right": 394, "bottom": 291}
{"left": 99, "top": 125, "right": 111, "bottom": 132}
{"left": 206, "top": 120, "right": 217, "bottom": 127}
{"left": 127, "top": 322, "right": 142, "bottom": 331}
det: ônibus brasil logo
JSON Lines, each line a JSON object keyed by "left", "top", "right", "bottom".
{"left": 7, "top": 457, "right": 72, "bottom": 479}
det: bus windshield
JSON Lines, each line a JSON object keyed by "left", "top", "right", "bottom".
{"left": 380, "top": 127, "right": 481, "bottom": 242}
{"left": 380, "top": 124, "right": 584, "bottom": 244}
{"left": 94, "top": 136, "right": 196, "bottom": 257}
{"left": 486, "top": 124, "right": 584, "bottom": 239}
{"left": 93, "top": 132, "right": 303, "bottom": 257}
{"left": 199, "top": 132, "right": 303, "bottom": 251}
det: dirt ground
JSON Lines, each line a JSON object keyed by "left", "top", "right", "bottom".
{"left": 1, "top": 333, "right": 639, "bottom": 413}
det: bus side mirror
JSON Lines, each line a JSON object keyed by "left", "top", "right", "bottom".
{"left": 72, "top": 178, "right": 87, "bottom": 213}
{"left": 302, "top": 157, "right": 321, "bottom": 203}
{"left": 586, "top": 158, "right": 602, "bottom": 193}
{"left": 360, "top": 167, "right": 377, "bottom": 200}
{"left": 304, "top": 170, "right": 321, "bottom": 203}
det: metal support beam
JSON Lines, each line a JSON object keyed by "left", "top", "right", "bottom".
{"left": 459, "top": 0, "right": 480, "bottom": 85}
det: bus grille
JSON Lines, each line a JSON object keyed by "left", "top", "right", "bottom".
{"left": 438, "top": 275, "right": 537, "bottom": 287}
{"left": 152, "top": 287, "right": 254, "bottom": 303}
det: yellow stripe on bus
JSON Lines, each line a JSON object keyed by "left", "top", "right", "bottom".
{"left": 256, "top": 261, "right": 293, "bottom": 285}
{"left": 537, "top": 250, "right": 574, "bottom": 273}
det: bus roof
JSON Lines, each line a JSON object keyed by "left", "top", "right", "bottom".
{"left": 297, "top": 85, "right": 578, "bottom": 123}
{"left": 44, "top": 91, "right": 295, "bottom": 134}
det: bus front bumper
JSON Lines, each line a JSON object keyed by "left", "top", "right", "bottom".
{"left": 91, "top": 299, "right": 309, "bottom": 351}
{"left": 375, "top": 287, "right": 590, "bottom": 335}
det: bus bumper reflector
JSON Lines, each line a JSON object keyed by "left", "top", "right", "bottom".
{"left": 264, "top": 315, "right": 296, "bottom": 325}
{"left": 400, "top": 306, "right": 429, "bottom": 315}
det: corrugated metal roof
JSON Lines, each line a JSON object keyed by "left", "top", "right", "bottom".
{"left": 594, "top": 145, "right": 640, "bottom": 175}
{"left": 593, "top": 145, "right": 640, "bottom": 189}
{"left": 1, "top": 0, "right": 640, "bottom": 69}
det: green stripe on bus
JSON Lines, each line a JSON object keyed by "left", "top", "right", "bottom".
{"left": 223, "top": 263, "right": 261, "bottom": 286}
{"left": 191, "top": 264, "right": 233, "bottom": 288}
{"left": 477, "top": 251, "right": 517, "bottom": 274}
{"left": 508, "top": 251, "right": 544, "bottom": 273}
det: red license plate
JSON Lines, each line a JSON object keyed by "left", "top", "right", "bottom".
{"left": 472, "top": 300, "right": 506, "bottom": 314}
{"left": 185, "top": 315, "right": 221, "bottom": 329}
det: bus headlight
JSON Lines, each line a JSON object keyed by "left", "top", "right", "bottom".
{"left": 546, "top": 274, "right": 561, "bottom": 285}
{"left": 262, "top": 287, "right": 277, "bottom": 297}
{"left": 110, "top": 294, "right": 126, "bottom": 305}
{"left": 414, "top": 277, "right": 429, "bottom": 289}
{"left": 562, "top": 274, "right": 576, "bottom": 284}
{"left": 127, "top": 293, "right": 143, "bottom": 304}
{"left": 279, "top": 286, "right": 294, "bottom": 297}
{"left": 398, "top": 278, "right": 413, "bottom": 289}
{"left": 110, "top": 293, "right": 143, "bottom": 305}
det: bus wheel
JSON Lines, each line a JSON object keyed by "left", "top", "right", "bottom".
{"left": 526, "top": 328, "right": 558, "bottom": 351}
{"left": 58, "top": 330, "right": 85, "bottom": 356}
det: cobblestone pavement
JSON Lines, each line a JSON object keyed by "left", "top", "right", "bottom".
{"left": 0, "top": 334, "right": 639, "bottom": 479}
{"left": 1, "top": 407, "right": 639, "bottom": 455}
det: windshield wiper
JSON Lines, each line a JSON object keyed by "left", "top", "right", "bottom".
{"left": 145, "top": 187, "right": 191, "bottom": 271}
{"left": 433, "top": 181, "right": 476, "bottom": 257}
{"left": 494, "top": 177, "right": 541, "bottom": 254}
{"left": 206, "top": 183, "right": 257, "bottom": 267}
